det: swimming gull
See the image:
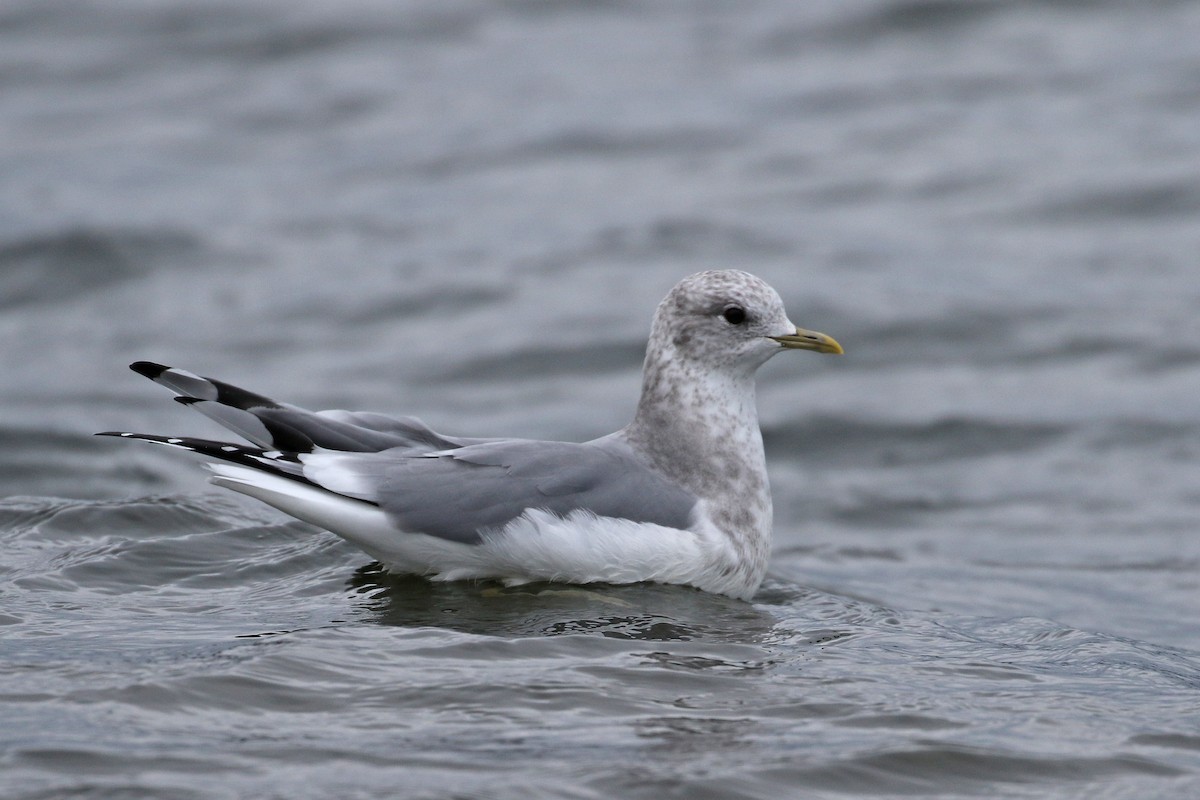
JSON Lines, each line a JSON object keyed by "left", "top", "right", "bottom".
{"left": 98, "top": 270, "right": 842, "bottom": 599}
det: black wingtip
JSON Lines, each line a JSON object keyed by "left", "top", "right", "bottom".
{"left": 173, "top": 396, "right": 202, "bottom": 406}
{"left": 95, "top": 431, "right": 132, "bottom": 438}
{"left": 130, "top": 361, "right": 168, "bottom": 379}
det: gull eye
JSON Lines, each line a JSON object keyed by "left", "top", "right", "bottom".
{"left": 722, "top": 306, "right": 747, "bottom": 325}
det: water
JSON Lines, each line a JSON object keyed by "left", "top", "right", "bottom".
{"left": 3, "top": 0, "right": 1200, "bottom": 797}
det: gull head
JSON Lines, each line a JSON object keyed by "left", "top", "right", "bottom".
{"left": 649, "top": 270, "right": 842, "bottom": 376}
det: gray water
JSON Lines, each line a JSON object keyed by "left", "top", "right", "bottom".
{"left": 3, "top": 1, "right": 1200, "bottom": 797}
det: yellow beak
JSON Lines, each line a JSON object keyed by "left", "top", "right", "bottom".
{"left": 769, "top": 327, "right": 844, "bottom": 355}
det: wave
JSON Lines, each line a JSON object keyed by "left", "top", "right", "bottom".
{"left": 0, "top": 228, "right": 200, "bottom": 310}
{"left": 764, "top": 415, "right": 1070, "bottom": 468}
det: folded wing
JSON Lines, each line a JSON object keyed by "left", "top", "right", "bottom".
{"left": 302, "top": 437, "right": 698, "bottom": 544}
{"left": 110, "top": 364, "right": 700, "bottom": 547}
{"left": 129, "top": 361, "right": 466, "bottom": 453}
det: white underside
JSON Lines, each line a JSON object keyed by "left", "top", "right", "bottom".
{"left": 206, "top": 463, "right": 756, "bottom": 599}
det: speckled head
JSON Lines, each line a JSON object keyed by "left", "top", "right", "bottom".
{"left": 647, "top": 270, "right": 841, "bottom": 376}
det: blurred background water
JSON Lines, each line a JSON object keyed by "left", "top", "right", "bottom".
{"left": 2, "top": 1, "right": 1200, "bottom": 797}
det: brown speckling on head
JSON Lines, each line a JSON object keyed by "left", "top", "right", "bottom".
{"left": 620, "top": 270, "right": 804, "bottom": 593}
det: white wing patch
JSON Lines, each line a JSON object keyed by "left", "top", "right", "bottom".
{"left": 297, "top": 450, "right": 378, "bottom": 501}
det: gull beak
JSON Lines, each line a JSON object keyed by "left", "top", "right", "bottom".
{"left": 770, "top": 327, "right": 844, "bottom": 355}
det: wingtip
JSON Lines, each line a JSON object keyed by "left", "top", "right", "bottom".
{"left": 174, "top": 396, "right": 203, "bottom": 405}
{"left": 95, "top": 431, "right": 134, "bottom": 438}
{"left": 130, "top": 361, "right": 169, "bottom": 379}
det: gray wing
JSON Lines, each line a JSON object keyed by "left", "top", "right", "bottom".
{"left": 123, "top": 362, "right": 698, "bottom": 544}
{"left": 130, "top": 361, "right": 466, "bottom": 453}
{"left": 303, "top": 436, "right": 699, "bottom": 544}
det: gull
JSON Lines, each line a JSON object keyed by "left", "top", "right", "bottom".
{"left": 99, "top": 270, "right": 842, "bottom": 599}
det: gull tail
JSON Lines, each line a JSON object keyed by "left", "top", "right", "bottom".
{"left": 126, "top": 362, "right": 455, "bottom": 453}
{"left": 95, "top": 431, "right": 309, "bottom": 484}
{"left": 128, "top": 362, "right": 317, "bottom": 452}
{"left": 97, "top": 431, "right": 408, "bottom": 563}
